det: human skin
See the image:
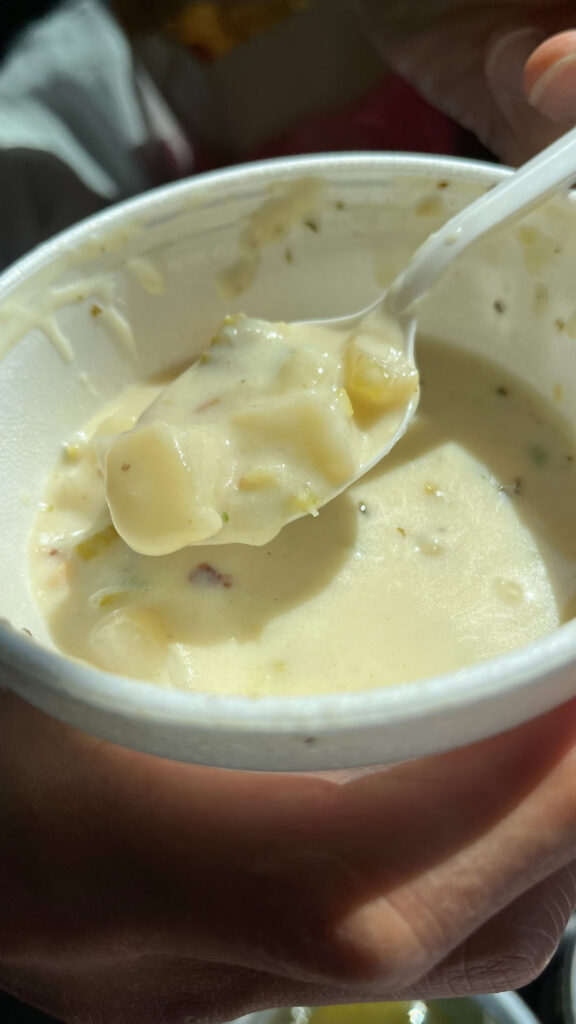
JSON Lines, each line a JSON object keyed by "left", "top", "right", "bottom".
{"left": 359, "top": 1, "right": 576, "bottom": 164}
{"left": 2, "top": 689, "right": 576, "bottom": 1024}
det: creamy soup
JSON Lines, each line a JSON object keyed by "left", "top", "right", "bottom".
{"left": 29, "top": 338, "right": 576, "bottom": 696}
{"left": 99, "top": 311, "right": 417, "bottom": 553}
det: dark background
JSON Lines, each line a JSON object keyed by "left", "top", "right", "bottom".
{"left": 0, "top": 0, "right": 62, "bottom": 59}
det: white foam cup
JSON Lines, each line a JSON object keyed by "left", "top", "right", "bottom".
{"left": 2, "top": 154, "right": 576, "bottom": 771}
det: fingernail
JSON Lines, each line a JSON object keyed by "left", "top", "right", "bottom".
{"left": 486, "top": 28, "right": 547, "bottom": 101}
{"left": 528, "top": 50, "right": 576, "bottom": 123}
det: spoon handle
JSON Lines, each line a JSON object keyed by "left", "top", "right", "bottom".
{"left": 389, "top": 124, "right": 576, "bottom": 316}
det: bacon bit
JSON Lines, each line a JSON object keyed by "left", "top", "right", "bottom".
{"left": 49, "top": 548, "right": 60, "bottom": 557}
{"left": 188, "top": 562, "right": 232, "bottom": 588}
{"left": 121, "top": 463, "right": 131, "bottom": 472}
{"left": 195, "top": 397, "right": 221, "bottom": 413}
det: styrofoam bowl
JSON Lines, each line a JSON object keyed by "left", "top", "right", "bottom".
{"left": 2, "top": 153, "right": 576, "bottom": 771}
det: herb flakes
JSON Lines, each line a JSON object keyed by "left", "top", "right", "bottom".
{"left": 530, "top": 444, "right": 549, "bottom": 466}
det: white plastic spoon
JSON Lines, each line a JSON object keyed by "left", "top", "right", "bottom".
{"left": 104, "top": 127, "right": 576, "bottom": 555}
{"left": 306, "top": 123, "right": 576, "bottom": 485}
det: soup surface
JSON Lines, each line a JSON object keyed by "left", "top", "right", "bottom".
{"left": 29, "top": 338, "right": 576, "bottom": 696}
{"left": 100, "top": 311, "right": 417, "bottom": 553}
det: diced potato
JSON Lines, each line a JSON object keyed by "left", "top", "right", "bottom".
{"left": 277, "top": 347, "right": 334, "bottom": 392}
{"left": 89, "top": 606, "right": 168, "bottom": 678}
{"left": 333, "top": 388, "right": 354, "bottom": 419}
{"left": 345, "top": 339, "right": 418, "bottom": 411}
{"left": 233, "top": 392, "right": 355, "bottom": 485}
{"left": 104, "top": 421, "right": 222, "bottom": 554}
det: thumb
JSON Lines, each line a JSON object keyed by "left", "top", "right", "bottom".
{"left": 525, "top": 30, "right": 576, "bottom": 124}
{"left": 485, "top": 27, "right": 568, "bottom": 164}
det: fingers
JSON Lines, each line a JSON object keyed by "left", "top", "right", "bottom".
{"left": 359, "top": 3, "right": 576, "bottom": 162}
{"left": 221, "top": 700, "right": 576, "bottom": 990}
{"left": 484, "top": 27, "right": 568, "bottom": 163}
{"left": 402, "top": 861, "right": 576, "bottom": 998}
{"left": 525, "top": 30, "right": 576, "bottom": 124}
{"left": 202, "top": 699, "right": 576, "bottom": 989}
{"left": 486, "top": 26, "right": 576, "bottom": 162}
{"left": 249, "top": 862, "right": 576, "bottom": 1004}
{"left": 5, "top": 864, "right": 574, "bottom": 1024}
{"left": 263, "top": 861, "right": 576, "bottom": 1006}
{"left": 4, "top": 690, "right": 576, "bottom": 1002}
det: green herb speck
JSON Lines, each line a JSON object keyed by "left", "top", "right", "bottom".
{"left": 530, "top": 444, "right": 548, "bottom": 466}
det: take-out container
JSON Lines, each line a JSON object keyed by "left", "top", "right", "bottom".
{"left": 2, "top": 153, "right": 576, "bottom": 771}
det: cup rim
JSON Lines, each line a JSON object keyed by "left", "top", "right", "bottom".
{"left": 0, "top": 151, "right": 510, "bottom": 306}
{"left": 3, "top": 151, "right": 576, "bottom": 758}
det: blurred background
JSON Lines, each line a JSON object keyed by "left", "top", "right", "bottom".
{"left": 0, "top": 0, "right": 492, "bottom": 267}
